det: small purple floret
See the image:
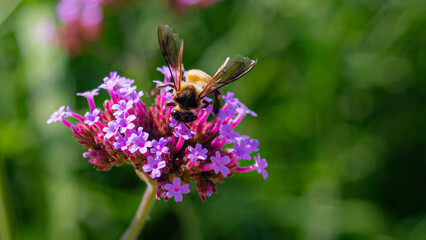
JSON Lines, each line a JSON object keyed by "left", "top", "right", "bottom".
{"left": 112, "top": 100, "right": 133, "bottom": 116}
{"left": 187, "top": 143, "right": 208, "bottom": 162}
{"left": 211, "top": 151, "right": 231, "bottom": 177}
{"left": 163, "top": 177, "right": 190, "bottom": 202}
{"left": 84, "top": 108, "right": 100, "bottom": 126}
{"left": 47, "top": 106, "right": 66, "bottom": 124}
{"left": 128, "top": 127, "right": 151, "bottom": 154}
{"left": 143, "top": 155, "right": 166, "bottom": 179}
{"left": 254, "top": 153, "right": 268, "bottom": 179}
{"left": 103, "top": 120, "right": 119, "bottom": 139}
{"left": 233, "top": 136, "right": 259, "bottom": 160}
{"left": 116, "top": 113, "right": 136, "bottom": 133}
{"left": 173, "top": 123, "right": 196, "bottom": 140}
{"left": 150, "top": 137, "right": 169, "bottom": 157}
{"left": 219, "top": 124, "right": 241, "bottom": 143}
{"left": 113, "top": 135, "right": 129, "bottom": 150}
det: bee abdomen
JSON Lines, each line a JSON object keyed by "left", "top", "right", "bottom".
{"left": 176, "top": 86, "right": 199, "bottom": 109}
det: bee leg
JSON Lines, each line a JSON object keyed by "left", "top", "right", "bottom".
{"left": 213, "top": 89, "right": 223, "bottom": 115}
{"left": 201, "top": 100, "right": 210, "bottom": 108}
{"left": 149, "top": 83, "right": 175, "bottom": 97}
{"left": 166, "top": 102, "right": 176, "bottom": 107}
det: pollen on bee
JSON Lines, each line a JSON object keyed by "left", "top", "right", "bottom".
{"left": 186, "top": 69, "right": 212, "bottom": 85}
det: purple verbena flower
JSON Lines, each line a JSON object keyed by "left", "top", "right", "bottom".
{"left": 157, "top": 66, "right": 171, "bottom": 82}
{"left": 142, "top": 155, "right": 166, "bottom": 179}
{"left": 103, "top": 120, "right": 119, "bottom": 139}
{"left": 187, "top": 143, "right": 208, "bottom": 162}
{"left": 114, "top": 85, "right": 137, "bottom": 98}
{"left": 163, "top": 177, "right": 190, "bottom": 202}
{"left": 150, "top": 137, "right": 169, "bottom": 157}
{"left": 112, "top": 100, "right": 133, "bottom": 116}
{"left": 116, "top": 113, "right": 136, "bottom": 133}
{"left": 48, "top": 70, "right": 265, "bottom": 202}
{"left": 254, "top": 154, "right": 268, "bottom": 179}
{"left": 113, "top": 135, "right": 129, "bottom": 151}
{"left": 218, "top": 107, "right": 237, "bottom": 119}
{"left": 173, "top": 123, "right": 196, "bottom": 140}
{"left": 103, "top": 71, "right": 119, "bottom": 83}
{"left": 210, "top": 151, "right": 231, "bottom": 177}
{"left": 47, "top": 106, "right": 66, "bottom": 124}
{"left": 128, "top": 127, "right": 151, "bottom": 154}
{"left": 233, "top": 135, "right": 259, "bottom": 160}
{"left": 169, "top": 118, "right": 179, "bottom": 128}
{"left": 127, "top": 90, "right": 144, "bottom": 102}
{"left": 219, "top": 124, "right": 241, "bottom": 143}
{"left": 84, "top": 108, "right": 100, "bottom": 126}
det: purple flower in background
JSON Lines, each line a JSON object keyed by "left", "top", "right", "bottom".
{"left": 84, "top": 108, "right": 100, "bottom": 125}
{"left": 254, "top": 154, "right": 268, "bottom": 179}
{"left": 80, "top": 3, "right": 103, "bottom": 27}
{"left": 128, "top": 127, "right": 151, "bottom": 154}
{"left": 56, "top": 0, "right": 80, "bottom": 24}
{"left": 211, "top": 151, "right": 231, "bottom": 177}
{"left": 150, "top": 138, "right": 169, "bottom": 157}
{"left": 143, "top": 155, "right": 166, "bottom": 179}
{"left": 163, "top": 178, "right": 190, "bottom": 202}
{"left": 187, "top": 144, "right": 208, "bottom": 162}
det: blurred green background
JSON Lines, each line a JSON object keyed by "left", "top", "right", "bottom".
{"left": 0, "top": 0, "right": 425, "bottom": 239}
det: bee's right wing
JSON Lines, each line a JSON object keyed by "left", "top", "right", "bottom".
{"left": 158, "top": 24, "right": 184, "bottom": 93}
{"left": 198, "top": 54, "right": 257, "bottom": 99}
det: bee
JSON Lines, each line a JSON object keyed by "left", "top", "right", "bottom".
{"left": 157, "top": 24, "right": 257, "bottom": 123}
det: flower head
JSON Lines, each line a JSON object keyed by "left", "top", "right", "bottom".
{"left": 48, "top": 69, "right": 266, "bottom": 202}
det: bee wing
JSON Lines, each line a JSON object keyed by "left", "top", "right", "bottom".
{"left": 158, "top": 24, "right": 184, "bottom": 92}
{"left": 198, "top": 54, "right": 257, "bottom": 99}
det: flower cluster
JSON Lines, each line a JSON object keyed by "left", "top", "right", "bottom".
{"left": 52, "top": 0, "right": 222, "bottom": 54}
{"left": 47, "top": 68, "right": 268, "bottom": 202}
{"left": 55, "top": 0, "right": 104, "bottom": 55}
{"left": 172, "top": 0, "right": 221, "bottom": 11}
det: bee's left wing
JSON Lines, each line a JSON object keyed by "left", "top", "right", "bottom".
{"left": 198, "top": 54, "right": 257, "bottom": 99}
{"left": 158, "top": 24, "right": 184, "bottom": 93}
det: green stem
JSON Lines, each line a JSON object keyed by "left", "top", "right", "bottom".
{"left": 0, "top": 156, "right": 15, "bottom": 240}
{"left": 120, "top": 170, "right": 156, "bottom": 240}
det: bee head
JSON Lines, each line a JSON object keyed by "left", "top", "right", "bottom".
{"left": 171, "top": 108, "right": 197, "bottom": 123}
